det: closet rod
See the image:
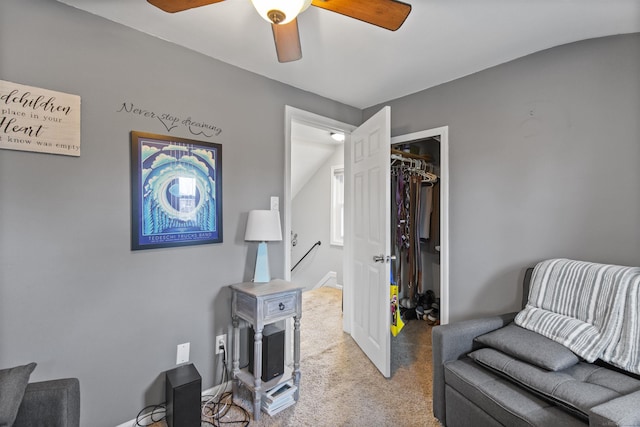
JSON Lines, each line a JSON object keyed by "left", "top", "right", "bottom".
{"left": 390, "top": 148, "right": 432, "bottom": 162}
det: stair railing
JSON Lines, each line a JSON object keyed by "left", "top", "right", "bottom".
{"left": 291, "top": 240, "right": 321, "bottom": 272}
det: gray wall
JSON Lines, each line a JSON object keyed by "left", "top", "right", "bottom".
{"left": 291, "top": 145, "right": 344, "bottom": 290}
{"left": 0, "top": 1, "right": 360, "bottom": 425}
{"left": 366, "top": 33, "right": 640, "bottom": 322}
{"left": 2, "top": 0, "right": 639, "bottom": 423}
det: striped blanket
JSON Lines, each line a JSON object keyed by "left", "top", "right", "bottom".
{"left": 515, "top": 258, "right": 640, "bottom": 375}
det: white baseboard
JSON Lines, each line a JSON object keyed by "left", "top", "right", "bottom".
{"left": 314, "top": 271, "right": 341, "bottom": 289}
{"left": 114, "top": 381, "right": 232, "bottom": 427}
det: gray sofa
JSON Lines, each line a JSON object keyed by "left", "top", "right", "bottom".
{"left": 13, "top": 378, "right": 80, "bottom": 427}
{"left": 0, "top": 363, "right": 79, "bottom": 427}
{"left": 432, "top": 260, "right": 640, "bottom": 427}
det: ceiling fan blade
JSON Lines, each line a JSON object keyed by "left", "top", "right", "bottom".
{"left": 147, "top": 0, "right": 224, "bottom": 13}
{"left": 271, "top": 20, "right": 302, "bottom": 63}
{"left": 311, "top": 0, "right": 411, "bottom": 31}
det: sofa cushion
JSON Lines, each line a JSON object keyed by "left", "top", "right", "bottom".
{"left": 13, "top": 378, "right": 81, "bottom": 427}
{"left": 468, "top": 348, "right": 640, "bottom": 419}
{"left": 0, "top": 362, "right": 37, "bottom": 427}
{"left": 444, "top": 357, "right": 587, "bottom": 426}
{"left": 475, "top": 323, "right": 579, "bottom": 371}
{"left": 589, "top": 389, "right": 640, "bottom": 427}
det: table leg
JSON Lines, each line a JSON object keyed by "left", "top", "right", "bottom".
{"left": 293, "top": 315, "right": 301, "bottom": 400}
{"left": 253, "top": 327, "right": 263, "bottom": 420}
{"left": 232, "top": 316, "right": 240, "bottom": 398}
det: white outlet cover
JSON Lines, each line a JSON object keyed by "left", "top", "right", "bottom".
{"left": 215, "top": 334, "right": 227, "bottom": 354}
{"left": 177, "top": 342, "right": 190, "bottom": 364}
{"left": 270, "top": 196, "right": 279, "bottom": 211}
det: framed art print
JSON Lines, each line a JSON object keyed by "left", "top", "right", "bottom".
{"left": 130, "top": 131, "right": 222, "bottom": 250}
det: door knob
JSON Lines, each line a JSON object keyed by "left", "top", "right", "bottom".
{"left": 373, "top": 254, "right": 396, "bottom": 263}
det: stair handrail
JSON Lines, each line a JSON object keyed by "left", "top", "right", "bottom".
{"left": 291, "top": 240, "right": 321, "bottom": 272}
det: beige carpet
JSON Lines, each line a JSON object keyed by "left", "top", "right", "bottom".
{"left": 230, "top": 286, "right": 442, "bottom": 427}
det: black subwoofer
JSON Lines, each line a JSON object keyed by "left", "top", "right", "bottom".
{"left": 165, "top": 363, "right": 201, "bottom": 427}
{"left": 248, "top": 324, "right": 285, "bottom": 382}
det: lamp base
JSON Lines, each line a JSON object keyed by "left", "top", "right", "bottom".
{"left": 253, "top": 241, "right": 271, "bottom": 283}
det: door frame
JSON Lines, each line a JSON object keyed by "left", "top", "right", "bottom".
{"left": 391, "top": 126, "right": 449, "bottom": 325}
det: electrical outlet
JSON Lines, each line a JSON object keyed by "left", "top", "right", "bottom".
{"left": 270, "top": 196, "right": 279, "bottom": 211}
{"left": 215, "top": 334, "right": 227, "bottom": 355}
{"left": 176, "top": 342, "right": 190, "bottom": 364}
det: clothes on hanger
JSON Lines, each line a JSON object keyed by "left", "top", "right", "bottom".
{"left": 419, "top": 185, "right": 433, "bottom": 240}
{"left": 391, "top": 150, "right": 439, "bottom": 299}
{"left": 428, "top": 181, "right": 440, "bottom": 254}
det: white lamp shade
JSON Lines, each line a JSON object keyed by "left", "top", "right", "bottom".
{"left": 245, "top": 210, "right": 283, "bottom": 242}
{"left": 250, "top": 0, "right": 312, "bottom": 24}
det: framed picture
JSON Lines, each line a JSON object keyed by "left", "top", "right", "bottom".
{"left": 130, "top": 131, "right": 222, "bottom": 250}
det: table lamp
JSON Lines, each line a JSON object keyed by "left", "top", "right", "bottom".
{"left": 244, "top": 209, "right": 283, "bottom": 283}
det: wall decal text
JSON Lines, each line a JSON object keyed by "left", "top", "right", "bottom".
{"left": 117, "top": 102, "right": 222, "bottom": 138}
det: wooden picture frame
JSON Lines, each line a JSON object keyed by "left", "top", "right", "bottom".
{"left": 130, "top": 131, "right": 222, "bottom": 250}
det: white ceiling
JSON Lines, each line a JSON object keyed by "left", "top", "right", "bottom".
{"left": 291, "top": 122, "right": 342, "bottom": 198}
{"left": 56, "top": 0, "right": 640, "bottom": 109}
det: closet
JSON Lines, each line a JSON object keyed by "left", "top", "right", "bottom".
{"left": 390, "top": 137, "right": 441, "bottom": 325}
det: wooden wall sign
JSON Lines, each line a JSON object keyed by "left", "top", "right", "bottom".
{"left": 0, "top": 80, "right": 81, "bottom": 157}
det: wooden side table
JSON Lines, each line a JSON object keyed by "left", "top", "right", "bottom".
{"left": 230, "top": 279, "right": 303, "bottom": 420}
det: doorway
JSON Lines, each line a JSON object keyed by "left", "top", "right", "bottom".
{"left": 283, "top": 106, "right": 355, "bottom": 331}
{"left": 284, "top": 106, "right": 449, "bottom": 372}
{"left": 289, "top": 121, "right": 345, "bottom": 292}
{"left": 391, "top": 128, "right": 449, "bottom": 325}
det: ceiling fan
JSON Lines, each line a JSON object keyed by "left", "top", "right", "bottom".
{"left": 147, "top": 0, "right": 411, "bottom": 63}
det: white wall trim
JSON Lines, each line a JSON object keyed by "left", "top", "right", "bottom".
{"left": 329, "top": 165, "right": 345, "bottom": 247}
{"left": 391, "top": 126, "right": 450, "bottom": 325}
{"left": 314, "top": 270, "right": 340, "bottom": 289}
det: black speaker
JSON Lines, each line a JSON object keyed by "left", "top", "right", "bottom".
{"left": 165, "top": 363, "right": 201, "bottom": 427}
{"left": 248, "top": 324, "right": 285, "bottom": 382}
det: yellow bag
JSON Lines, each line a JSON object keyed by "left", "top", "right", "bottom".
{"left": 390, "top": 284, "right": 405, "bottom": 336}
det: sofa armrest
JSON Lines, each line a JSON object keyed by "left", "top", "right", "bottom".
{"left": 13, "top": 378, "right": 80, "bottom": 427}
{"left": 432, "top": 312, "right": 516, "bottom": 424}
{"left": 589, "top": 389, "right": 640, "bottom": 427}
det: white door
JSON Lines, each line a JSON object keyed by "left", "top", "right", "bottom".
{"left": 348, "top": 107, "right": 391, "bottom": 377}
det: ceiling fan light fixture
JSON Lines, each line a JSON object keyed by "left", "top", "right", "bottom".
{"left": 251, "top": 0, "right": 312, "bottom": 25}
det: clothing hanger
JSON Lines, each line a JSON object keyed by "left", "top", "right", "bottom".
{"left": 391, "top": 151, "right": 438, "bottom": 183}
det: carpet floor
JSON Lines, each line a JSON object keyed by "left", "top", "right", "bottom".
{"left": 229, "top": 286, "right": 443, "bottom": 427}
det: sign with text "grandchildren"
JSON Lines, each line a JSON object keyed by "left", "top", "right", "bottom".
{"left": 0, "top": 80, "right": 81, "bottom": 156}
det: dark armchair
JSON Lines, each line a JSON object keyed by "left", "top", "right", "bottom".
{"left": 13, "top": 378, "right": 80, "bottom": 427}
{"left": 0, "top": 363, "right": 79, "bottom": 427}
